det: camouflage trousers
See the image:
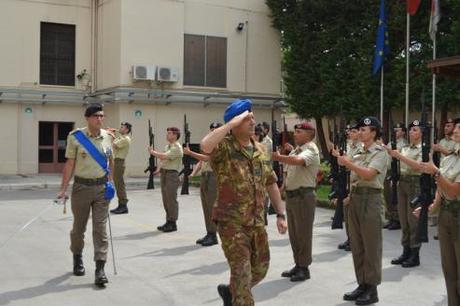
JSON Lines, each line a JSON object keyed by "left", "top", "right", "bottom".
{"left": 218, "top": 222, "right": 270, "bottom": 306}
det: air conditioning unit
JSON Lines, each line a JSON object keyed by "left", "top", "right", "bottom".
{"left": 132, "top": 65, "right": 156, "bottom": 81}
{"left": 156, "top": 66, "right": 179, "bottom": 82}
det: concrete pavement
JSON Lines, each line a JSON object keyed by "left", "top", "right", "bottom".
{"left": 0, "top": 187, "right": 446, "bottom": 306}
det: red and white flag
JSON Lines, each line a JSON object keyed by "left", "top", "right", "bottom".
{"left": 407, "top": 0, "right": 421, "bottom": 15}
{"left": 429, "top": 0, "right": 441, "bottom": 41}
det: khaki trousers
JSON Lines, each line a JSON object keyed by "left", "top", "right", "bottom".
{"left": 286, "top": 189, "right": 316, "bottom": 267}
{"left": 200, "top": 171, "right": 217, "bottom": 233}
{"left": 348, "top": 190, "right": 383, "bottom": 286}
{"left": 383, "top": 173, "right": 399, "bottom": 222}
{"left": 160, "top": 169, "right": 180, "bottom": 221}
{"left": 398, "top": 177, "right": 421, "bottom": 248}
{"left": 70, "top": 182, "right": 110, "bottom": 261}
{"left": 114, "top": 158, "right": 128, "bottom": 205}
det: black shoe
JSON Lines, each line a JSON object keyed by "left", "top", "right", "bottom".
{"left": 73, "top": 254, "right": 85, "bottom": 276}
{"left": 391, "top": 246, "right": 411, "bottom": 265}
{"left": 343, "top": 284, "right": 367, "bottom": 301}
{"left": 338, "top": 239, "right": 350, "bottom": 250}
{"left": 355, "top": 285, "right": 378, "bottom": 305}
{"left": 387, "top": 220, "right": 401, "bottom": 230}
{"left": 281, "top": 265, "right": 299, "bottom": 278}
{"left": 157, "top": 222, "right": 169, "bottom": 231}
{"left": 196, "top": 234, "right": 207, "bottom": 245}
{"left": 110, "top": 204, "right": 128, "bottom": 214}
{"left": 344, "top": 243, "right": 352, "bottom": 252}
{"left": 383, "top": 221, "right": 391, "bottom": 229}
{"left": 201, "top": 233, "right": 218, "bottom": 246}
{"left": 402, "top": 247, "right": 420, "bottom": 268}
{"left": 434, "top": 235, "right": 439, "bottom": 240}
{"left": 94, "top": 260, "right": 108, "bottom": 287}
{"left": 162, "top": 221, "right": 177, "bottom": 233}
{"left": 217, "top": 284, "right": 232, "bottom": 306}
{"left": 290, "top": 267, "right": 310, "bottom": 282}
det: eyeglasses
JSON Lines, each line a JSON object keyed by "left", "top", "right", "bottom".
{"left": 91, "top": 114, "right": 104, "bottom": 118}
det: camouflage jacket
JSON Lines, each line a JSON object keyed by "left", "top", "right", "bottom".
{"left": 210, "top": 135, "right": 276, "bottom": 227}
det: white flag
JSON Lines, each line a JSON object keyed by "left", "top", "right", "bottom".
{"left": 429, "top": 0, "right": 441, "bottom": 41}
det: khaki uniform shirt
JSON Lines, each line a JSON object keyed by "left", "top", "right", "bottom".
{"left": 285, "top": 142, "right": 320, "bottom": 190}
{"left": 113, "top": 132, "right": 131, "bottom": 159}
{"left": 440, "top": 137, "right": 457, "bottom": 161}
{"left": 347, "top": 141, "right": 362, "bottom": 159}
{"left": 261, "top": 136, "right": 273, "bottom": 157}
{"left": 201, "top": 160, "right": 213, "bottom": 173}
{"left": 400, "top": 143, "right": 422, "bottom": 176}
{"left": 397, "top": 138, "right": 408, "bottom": 151}
{"left": 350, "top": 142, "right": 388, "bottom": 190}
{"left": 65, "top": 127, "right": 113, "bottom": 179}
{"left": 210, "top": 135, "right": 276, "bottom": 226}
{"left": 439, "top": 149, "right": 460, "bottom": 201}
{"left": 161, "top": 141, "right": 183, "bottom": 171}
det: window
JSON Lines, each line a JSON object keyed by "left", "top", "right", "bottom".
{"left": 40, "top": 22, "right": 76, "bottom": 86}
{"left": 184, "top": 34, "right": 227, "bottom": 88}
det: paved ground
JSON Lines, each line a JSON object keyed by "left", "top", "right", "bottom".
{"left": 0, "top": 186, "right": 447, "bottom": 306}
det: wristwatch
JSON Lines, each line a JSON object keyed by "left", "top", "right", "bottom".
{"left": 276, "top": 213, "right": 286, "bottom": 220}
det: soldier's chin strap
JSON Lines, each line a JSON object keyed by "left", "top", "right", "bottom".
{"left": 0, "top": 198, "right": 68, "bottom": 250}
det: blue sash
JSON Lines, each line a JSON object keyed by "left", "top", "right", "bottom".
{"left": 73, "top": 130, "right": 115, "bottom": 201}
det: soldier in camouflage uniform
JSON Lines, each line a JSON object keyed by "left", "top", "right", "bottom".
{"left": 334, "top": 116, "right": 388, "bottom": 305}
{"left": 201, "top": 99, "right": 287, "bottom": 306}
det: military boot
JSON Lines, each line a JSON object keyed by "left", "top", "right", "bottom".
{"left": 73, "top": 254, "right": 85, "bottom": 276}
{"left": 281, "top": 265, "right": 299, "bottom": 278}
{"left": 290, "top": 267, "right": 310, "bottom": 282}
{"left": 157, "top": 221, "right": 169, "bottom": 231}
{"left": 110, "top": 204, "right": 128, "bottom": 214}
{"left": 343, "top": 284, "right": 367, "bottom": 301}
{"left": 201, "top": 233, "right": 218, "bottom": 246}
{"left": 94, "top": 260, "right": 109, "bottom": 287}
{"left": 402, "top": 247, "right": 420, "bottom": 268}
{"left": 355, "top": 285, "right": 378, "bottom": 305}
{"left": 391, "top": 246, "right": 410, "bottom": 265}
{"left": 162, "top": 221, "right": 177, "bottom": 233}
{"left": 217, "top": 284, "right": 232, "bottom": 306}
{"left": 338, "top": 239, "right": 350, "bottom": 250}
{"left": 387, "top": 220, "right": 401, "bottom": 230}
{"left": 196, "top": 234, "right": 207, "bottom": 245}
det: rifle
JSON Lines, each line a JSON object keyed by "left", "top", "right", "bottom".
{"left": 271, "top": 120, "right": 283, "bottom": 188}
{"left": 331, "top": 118, "right": 349, "bottom": 229}
{"left": 328, "top": 120, "right": 339, "bottom": 200}
{"left": 280, "top": 116, "right": 292, "bottom": 154}
{"left": 388, "top": 111, "right": 400, "bottom": 212}
{"left": 144, "top": 119, "right": 157, "bottom": 189}
{"left": 411, "top": 93, "right": 432, "bottom": 243}
{"left": 180, "top": 114, "right": 192, "bottom": 195}
{"left": 432, "top": 120, "right": 440, "bottom": 167}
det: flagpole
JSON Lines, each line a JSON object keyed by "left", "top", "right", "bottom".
{"left": 405, "top": 13, "right": 410, "bottom": 128}
{"left": 380, "top": 67, "right": 384, "bottom": 124}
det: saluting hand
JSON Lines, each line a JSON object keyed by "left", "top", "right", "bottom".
{"left": 228, "top": 110, "right": 251, "bottom": 128}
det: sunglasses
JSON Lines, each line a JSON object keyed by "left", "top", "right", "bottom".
{"left": 91, "top": 114, "right": 105, "bottom": 118}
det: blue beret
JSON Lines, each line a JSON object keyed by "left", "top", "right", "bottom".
{"left": 224, "top": 99, "right": 252, "bottom": 123}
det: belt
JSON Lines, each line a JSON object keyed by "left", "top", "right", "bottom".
{"left": 202, "top": 171, "right": 215, "bottom": 177}
{"left": 286, "top": 187, "right": 314, "bottom": 198}
{"left": 74, "top": 176, "right": 108, "bottom": 186}
{"left": 351, "top": 186, "right": 381, "bottom": 195}
{"left": 400, "top": 175, "right": 420, "bottom": 182}
{"left": 114, "top": 158, "right": 125, "bottom": 161}
{"left": 161, "top": 169, "right": 178, "bottom": 173}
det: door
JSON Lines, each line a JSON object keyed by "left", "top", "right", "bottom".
{"left": 38, "top": 122, "right": 74, "bottom": 173}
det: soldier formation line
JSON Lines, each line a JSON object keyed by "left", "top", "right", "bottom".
{"left": 54, "top": 100, "right": 460, "bottom": 306}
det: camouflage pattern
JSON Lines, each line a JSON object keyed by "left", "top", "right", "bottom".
{"left": 210, "top": 135, "right": 276, "bottom": 305}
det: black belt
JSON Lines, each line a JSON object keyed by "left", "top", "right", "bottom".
{"left": 351, "top": 186, "right": 381, "bottom": 195}
{"left": 400, "top": 175, "right": 420, "bottom": 182}
{"left": 161, "top": 169, "right": 178, "bottom": 173}
{"left": 74, "top": 176, "right": 108, "bottom": 186}
{"left": 114, "top": 158, "right": 125, "bottom": 161}
{"left": 286, "top": 187, "right": 314, "bottom": 198}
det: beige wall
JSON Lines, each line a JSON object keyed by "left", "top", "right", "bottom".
{"left": 0, "top": 0, "right": 92, "bottom": 89}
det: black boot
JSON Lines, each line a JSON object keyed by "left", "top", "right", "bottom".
{"left": 201, "top": 233, "right": 218, "bottom": 246}
{"left": 73, "top": 254, "right": 85, "bottom": 276}
{"left": 338, "top": 239, "right": 349, "bottom": 250}
{"left": 110, "top": 204, "right": 128, "bottom": 214}
{"left": 290, "top": 267, "right": 310, "bottom": 282}
{"left": 343, "top": 284, "right": 367, "bottom": 301}
{"left": 281, "top": 265, "right": 299, "bottom": 278}
{"left": 391, "top": 246, "right": 410, "bottom": 265}
{"left": 157, "top": 221, "right": 169, "bottom": 231}
{"left": 94, "top": 260, "right": 109, "bottom": 287}
{"left": 196, "top": 234, "right": 207, "bottom": 245}
{"left": 402, "top": 247, "right": 420, "bottom": 268}
{"left": 217, "top": 284, "right": 232, "bottom": 306}
{"left": 355, "top": 285, "right": 378, "bottom": 305}
{"left": 387, "top": 220, "right": 401, "bottom": 230}
{"left": 162, "top": 221, "right": 177, "bottom": 233}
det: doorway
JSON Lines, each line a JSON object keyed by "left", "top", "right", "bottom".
{"left": 38, "top": 121, "right": 74, "bottom": 173}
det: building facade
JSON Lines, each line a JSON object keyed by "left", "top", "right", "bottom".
{"left": 0, "top": 0, "right": 283, "bottom": 175}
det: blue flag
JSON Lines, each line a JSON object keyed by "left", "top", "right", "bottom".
{"left": 372, "top": 0, "right": 390, "bottom": 75}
